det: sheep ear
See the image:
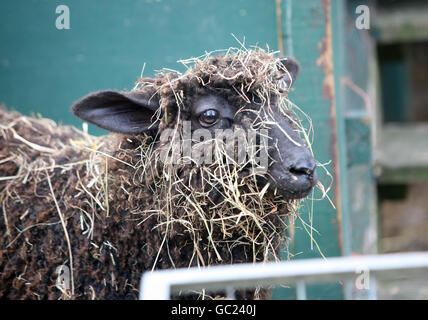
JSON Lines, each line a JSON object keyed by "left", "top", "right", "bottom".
{"left": 71, "top": 90, "right": 159, "bottom": 134}
{"left": 278, "top": 56, "right": 300, "bottom": 89}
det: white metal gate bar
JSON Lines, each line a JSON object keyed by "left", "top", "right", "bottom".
{"left": 139, "top": 251, "right": 428, "bottom": 300}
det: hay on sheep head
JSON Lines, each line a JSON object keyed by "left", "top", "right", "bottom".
{"left": 114, "top": 47, "right": 322, "bottom": 267}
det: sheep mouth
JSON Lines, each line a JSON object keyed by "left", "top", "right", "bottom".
{"left": 278, "top": 184, "right": 315, "bottom": 200}
{"left": 266, "top": 170, "right": 318, "bottom": 200}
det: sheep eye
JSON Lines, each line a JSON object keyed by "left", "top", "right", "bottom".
{"left": 199, "top": 109, "right": 219, "bottom": 126}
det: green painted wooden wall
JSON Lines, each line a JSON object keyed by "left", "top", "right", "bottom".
{"left": 0, "top": 0, "right": 278, "bottom": 135}
{"left": 274, "top": 0, "right": 346, "bottom": 299}
{"left": 0, "top": 0, "right": 376, "bottom": 299}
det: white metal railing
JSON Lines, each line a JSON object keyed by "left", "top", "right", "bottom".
{"left": 139, "top": 252, "right": 428, "bottom": 300}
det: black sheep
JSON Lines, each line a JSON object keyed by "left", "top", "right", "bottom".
{"left": 0, "top": 49, "right": 317, "bottom": 299}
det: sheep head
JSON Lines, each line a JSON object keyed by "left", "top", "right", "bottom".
{"left": 71, "top": 49, "right": 318, "bottom": 264}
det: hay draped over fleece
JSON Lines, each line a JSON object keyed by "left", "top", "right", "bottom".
{"left": 128, "top": 48, "right": 304, "bottom": 265}
{"left": 1, "top": 48, "right": 314, "bottom": 300}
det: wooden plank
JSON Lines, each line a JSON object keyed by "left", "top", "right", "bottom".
{"left": 378, "top": 167, "right": 428, "bottom": 184}
{"left": 376, "top": 4, "right": 428, "bottom": 44}
{"left": 376, "top": 125, "right": 428, "bottom": 169}
{"left": 273, "top": 0, "right": 345, "bottom": 300}
{"left": 337, "top": 0, "right": 379, "bottom": 299}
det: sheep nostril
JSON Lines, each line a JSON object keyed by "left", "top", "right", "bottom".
{"left": 289, "top": 165, "right": 314, "bottom": 177}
